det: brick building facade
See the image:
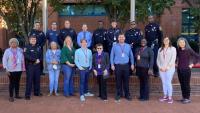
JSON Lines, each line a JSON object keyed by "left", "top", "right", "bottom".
{"left": 0, "top": 0, "right": 192, "bottom": 49}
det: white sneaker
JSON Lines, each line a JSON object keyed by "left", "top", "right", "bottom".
{"left": 80, "top": 95, "right": 85, "bottom": 102}
{"left": 84, "top": 92, "right": 94, "bottom": 97}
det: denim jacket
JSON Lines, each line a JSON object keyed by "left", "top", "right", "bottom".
{"left": 45, "top": 49, "right": 61, "bottom": 70}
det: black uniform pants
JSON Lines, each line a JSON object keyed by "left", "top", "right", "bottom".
{"left": 177, "top": 68, "right": 191, "bottom": 99}
{"left": 115, "top": 64, "right": 130, "bottom": 98}
{"left": 25, "top": 64, "right": 41, "bottom": 97}
{"left": 137, "top": 67, "right": 149, "bottom": 99}
{"left": 97, "top": 75, "right": 107, "bottom": 100}
{"left": 8, "top": 71, "right": 22, "bottom": 97}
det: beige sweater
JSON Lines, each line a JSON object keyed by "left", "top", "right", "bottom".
{"left": 157, "top": 46, "right": 177, "bottom": 70}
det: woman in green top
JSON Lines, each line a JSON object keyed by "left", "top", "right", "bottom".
{"left": 61, "top": 36, "right": 76, "bottom": 97}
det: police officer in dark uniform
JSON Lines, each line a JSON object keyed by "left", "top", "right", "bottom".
{"left": 24, "top": 35, "right": 43, "bottom": 100}
{"left": 106, "top": 20, "right": 122, "bottom": 54}
{"left": 145, "top": 15, "right": 163, "bottom": 77}
{"left": 46, "top": 22, "right": 60, "bottom": 45}
{"left": 59, "top": 20, "right": 77, "bottom": 48}
{"left": 125, "top": 21, "right": 143, "bottom": 56}
{"left": 29, "top": 21, "right": 46, "bottom": 75}
{"left": 92, "top": 21, "right": 107, "bottom": 52}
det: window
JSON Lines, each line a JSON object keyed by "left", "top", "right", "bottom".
{"left": 182, "top": 8, "right": 196, "bottom": 34}
{"left": 58, "top": 4, "right": 107, "bottom": 16}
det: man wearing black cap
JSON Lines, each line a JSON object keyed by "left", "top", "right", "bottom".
{"left": 106, "top": 20, "right": 122, "bottom": 54}
{"left": 145, "top": 15, "right": 163, "bottom": 77}
{"left": 92, "top": 21, "right": 107, "bottom": 52}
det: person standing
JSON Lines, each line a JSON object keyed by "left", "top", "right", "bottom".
{"left": 157, "top": 37, "right": 177, "bottom": 104}
{"left": 3, "top": 38, "right": 25, "bottom": 102}
{"left": 125, "top": 21, "right": 143, "bottom": 55}
{"left": 77, "top": 24, "right": 92, "bottom": 49}
{"left": 177, "top": 37, "right": 200, "bottom": 104}
{"left": 24, "top": 35, "right": 43, "bottom": 100}
{"left": 61, "top": 36, "right": 76, "bottom": 97}
{"left": 59, "top": 20, "right": 77, "bottom": 48}
{"left": 92, "top": 21, "right": 107, "bottom": 52}
{"left": 45, "top": 41, "right": 61, "bottom": 96}
{"left": 46, "top": 22, "right": 60, "bottom": 45}
{"left": 145, "top": 15, "right": 163, "bottom": 77}
{"left": 106, "top": 20, "right": 122, "bottom": 54}
{"left": 29, "top": 21, "right": 46, "bottom": 75}
{"left": 110, "top": 33, "right": 134, "bottom": 102}
{"left": 135, "top": 38, "right": 154, "bottom": 101}
{"left": 75, "top": 39, "right": 93, "bottom": 102}
{"left": 92, "top": 43, "right": 110, "bottom": 101}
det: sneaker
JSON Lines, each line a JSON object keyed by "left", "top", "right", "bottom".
{"left": 182, "top": 99, "right": 191, "bottom": 104}
{"left": 84, "top": 92, "right": 94, "bottom": 97}
{"left": 167, "top": 99, "right": 173, "bottom": 104}
{"left": 115, "top": 96, "right": 121, "bottom": 102}
{"left": 80, "top": 95, "right": 86, "bottom": 102}
{"left": 55, "top": 93, "right": 59, "bottom": 96}
{"left": 159, "top": 97, "right": 168, "bottom": 102}
{"left": 9, "top": 97, "right": 14, "bottom": 102}
{"left": 47, "top": 93, "right": 52, "bottom": 96}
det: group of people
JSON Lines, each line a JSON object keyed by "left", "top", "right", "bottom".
{"left": 2, "top": 15, "right": 200, "bottom": 104}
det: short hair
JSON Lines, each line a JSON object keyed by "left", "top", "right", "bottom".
{"left": 34, "top": 21, "right": 40, "bottom": 24}
{"left": 49, "top": 41, "right": 59, "bottom": 49}
{"left": 80, "top": 38, "right": 87, "bottom": 43}
{"left": 29, "top": 35, "right": 37, "bottom": 39}
{"left": 9, "top": 38, "right": 19, "bottom": 46}
{"left": 95, "top": 43, "right": 103, "bottom": 48}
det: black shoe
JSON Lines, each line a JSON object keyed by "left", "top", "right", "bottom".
{"left": 25, "top": 96, "right": 30, "bottom": 100}
{"left": 115, "top": 96, "right": 121, "bottom": 102}
{"left": 9, "top": 97, "right": 14, "bottom": 102}
{"left": 41, "top": 73, "right": 45, "bottom": 76}
{"left": 15, "top": 96, "right": 23, "bottom": 99}
{"left": 34, "top": 93, "right": 43, "bottom": 96}
{"left": 125, "top": 96, "right": 132, "bottom": 101}
{"left": 182, "top": 99, "right": 191, "bottom": 104}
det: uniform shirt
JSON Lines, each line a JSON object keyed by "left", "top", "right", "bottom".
{"left": 60, "top": 46, "right": 75, "bottom": 64}
{"left": 110, "top": 43, "right": 134, "bottom": 65}
{"left": 24, "top": 44, "right": 42, "bottom": 64}
{"left": 59, "top": 28, "right": 77, "bottom": 47}
{"left": 3, "top": 47, "right": 25, "bottom": 72}
{"left": 135, "top": 46, "right": 154, "bottom": 69}
{"left": 46, "top": 29, "right": 60, "bottom": 44}
{"left": 92, "top": 28, "right": 107, "bottom": 46}
{"left": 45, "top": 49, "right": 61, "bottom": 70}
{"left": 125, "top": 28, "right": 143, "bottom": 49}
{"left": 157, "top": 47, "right": 176, "bottom": 69}
{"left": 106, "top": 28, "right": 122, "bottom": 47}
{"left": 74, "top": 48, "right": 92, "bottom": 70}
{"left": 77, "top": 31, "right": 92, "bottom": 48}
{"left": 145, "top": 23, "right": 163, "bottom": 47}
{"left": 29, "top": 29, "right": 46, "bottom": 47}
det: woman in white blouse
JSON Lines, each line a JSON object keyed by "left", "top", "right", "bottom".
{"left": 157, "top": 37, "right": 177, "bottom": 104}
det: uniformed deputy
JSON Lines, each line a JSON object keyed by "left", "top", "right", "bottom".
{"left": 24, "top": 35, "right": 43, "bottom": 100}
{"left": 92, "top": 21, "right": 107, "bottom": 52}
{"left": 46, "top": 22, "right": 60, "bottom": 45}
{"left": 145, "top": 15, "right": 163, "bottom": 76}
{"left": 106, "top": 20, "right": 122, "bottom": 54}
{"left": 29, "top": 22, "right": 46, "bottom": 75}
{"left": 59, "top": 20, "right": 77, "bottom": 48}
{"left": 125, "top": 21, "right": 143, "bottom": 56}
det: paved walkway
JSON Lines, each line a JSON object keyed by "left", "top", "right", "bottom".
{"left": 0, "top": 93, "right": 199, "bottom": 113}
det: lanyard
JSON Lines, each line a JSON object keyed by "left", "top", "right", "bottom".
{"left": 82, "top": 48, "right": 88, "bottom": 63}
{"left": 119, "top": 44, "right": 125, "bottom": 54}
{"left": 96, "top": 53, "right": 103, "bottom": 64}
{"left": 10, "top": 48, "right": 18, "bottom": 68}
{"left": 163, "top": 48, "right": 168, "bottom": 60}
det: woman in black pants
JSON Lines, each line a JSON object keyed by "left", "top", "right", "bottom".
{"left": 177, "top": 37, "right": 200, "bottom": 104}
{"left": 92, "top": 43, "right": 110, "bottom": 101}
{"left": 135, "top": 38, "right": 154, "bottom": 101}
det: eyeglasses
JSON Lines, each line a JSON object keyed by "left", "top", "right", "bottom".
{"left": 97, "top": 48, "right": 102, "bottom": 50}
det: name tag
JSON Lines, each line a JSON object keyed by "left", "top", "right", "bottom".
{"left": 122, "top": 53, "right": 125, "bottom": 57}
{"left": 98, "top": 64, "right": 101, "bottom": 69}
{"left": 114, "top": 37, "right": 116, "bottom": 41}
{"left": 137, "top": 55, "right": 140, "bottom": 60}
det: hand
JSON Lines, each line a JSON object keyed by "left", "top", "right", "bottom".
{"left": 52, "top": 61, "right": 58, "bottom": 65}
{"left": 103, "top": 69, "right": 108, "bottom": 75}
{"left": 79, "top": 67, "right": 84, "bottom": 70}
{"left": 70, "top": 64, "right": 75, "bottom": 67}
{"left": 111, "top": 65, "right": 115, "bottom": 71}
{"left": 189, "top": 64, "right": 194, "bottom": 69}
{"left": 35, "top": 59, "right": 40, "bottom": 64}
{"left": 148, "top": 69, "right": 153, "bottom": 75}
{"left": 6, "top": 71, "right": 10, "bottom": 76}
{"left": 93, "top": 70, "right": 98, "bottom": 76}
{"left": 131, "top": 65, "right": 134, "bottom": 71}
{"left": 160, "top": 68, "right": 166, "bottom": 72}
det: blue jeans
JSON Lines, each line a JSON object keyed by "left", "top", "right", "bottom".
{"left": 48, "top": 69, "right": 60, "bottom": 94}
{"left": 62, "top": 65, "right": 74, "bottom": 96}
{"left": 79, "top": 69, "right": 90, "bottom": 96}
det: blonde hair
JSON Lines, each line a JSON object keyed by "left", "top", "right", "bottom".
{"left": 64, "top": 36, "right": 73, "bottom": 48}
{"left": 9, "top": 38, "right": 19, "bottom": 47}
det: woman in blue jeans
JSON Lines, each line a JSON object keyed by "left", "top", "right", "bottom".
{"left": 61, "top": 36, "right": 76, "bottom": 97}
{"left": 45, "top": 41, "right": 61, "bottom": 96}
